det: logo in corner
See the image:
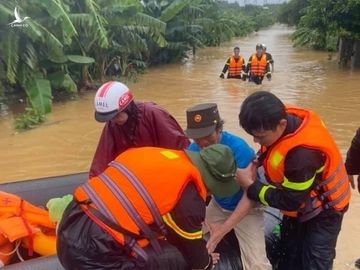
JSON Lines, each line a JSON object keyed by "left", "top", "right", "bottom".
{"left": 8, "top": 7, "right": 30, "bottom": 28}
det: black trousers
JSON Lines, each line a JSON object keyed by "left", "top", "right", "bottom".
{"left": 275, "top": 209, "right": 344, "bottom": 270}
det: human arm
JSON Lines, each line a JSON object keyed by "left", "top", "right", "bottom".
{"left": 246, "top": 56, "right": 252, "bottom": 73}
{"left": 89, "top": 123, "right": 118, "bottom": 178}
{"left": 220, "top": 58, "right": 231, "bottom": 78}
{"left": 237, "top": 147, "right": 325, "bottom": 211}
{"left": 206, "top": 136, "right": 255, "bottom": 252}
{"left": 345, "top": 128, "right": 360, "bottom": 192}
{"left": 266, "top": 53, "right": 274, "bottom": 72}
{"left": 165, "top": 183, "right": 217, "bottom": 269}
{"left": 241, "top": 58, "right": 246, "bottom": 72}
{"left": 205, "top": 191, "right": 253, "bottom": 253}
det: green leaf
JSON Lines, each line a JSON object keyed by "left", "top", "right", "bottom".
{"left": 37, "top": 0, "right": 78, "bottom": 45}
{"left": 63, "top": 74, "right": 77, "bottom": 93}
{"left": 67, "top": 55, "right": 95, "bottom": 64}
{"left": 24, "top": 78, "right": 52, "bottom": 114}
{"left": 3, "top": 31, "right": 19, "bottom": 84}
{"left": 160, "top": 0, "right": 192, "bottom": 22}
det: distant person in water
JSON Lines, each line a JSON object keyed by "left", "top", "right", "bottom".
{"left": 220, "top": 47, "right": 246, "bottom": 79}
{"left": 262, "top": 44, "right": 274, "bottom": 72}
{"left": 245, "top": 44, "right": 271, "bottom": 85}
{"left": 89, "top": 81, "right": 189, "bottom": 177}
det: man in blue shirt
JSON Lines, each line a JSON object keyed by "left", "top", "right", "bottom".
{"left": 185, "top": 103, "right": 270, "bottom": 270}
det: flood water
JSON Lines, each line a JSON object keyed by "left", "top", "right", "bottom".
{"left": 0, "top": 24, "right": 359, "bottom": 268}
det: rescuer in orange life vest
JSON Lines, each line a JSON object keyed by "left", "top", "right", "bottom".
{"left": 244, "top": 44, "right": 271, "bottom": 85}
{"left": 236, "top": 91, "right": 350, "bottom": 270}
{"left": 220, "top": 46, "right": 246, "bottom": 79}
{"left": 57, "top": 144, "right": 239, "bottom": 270}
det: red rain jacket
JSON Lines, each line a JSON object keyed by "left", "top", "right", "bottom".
{"left": 89, "top": 102, "right": 189, "bottom": 177}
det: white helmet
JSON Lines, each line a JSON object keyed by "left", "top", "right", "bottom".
{"left": 94, "top": 81, "right": 134, "bottom": 122}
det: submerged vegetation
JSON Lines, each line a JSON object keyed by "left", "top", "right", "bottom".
{"left": 0, "top": 0, "right": 277, "bottom": 129}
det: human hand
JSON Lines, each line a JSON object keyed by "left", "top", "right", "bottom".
{"left": 220, "top": 73, "right": 225, "bottom": 79}
{"left": 204, "top": 222, "right": 229, "bottom": 254}
{"left": 266, "top": 72, "right": 272, "bottom": 80}
{"left": 349, "top": 174, "right": 355, "bottom": 189}
{"left": 241, "top": 72, "right": 248, "bottom": 81}
{"left": 235, "top": 162, "right": 257, "bottom": 189}
{"left": 210, "top": 252, "right": 220, "bottom": 266}
{"left": 348, "top": 174, "right": 360, "bottom": 193}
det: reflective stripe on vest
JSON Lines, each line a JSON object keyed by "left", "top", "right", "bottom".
{"left": 228, "top": 56, "right": 243, "bottom": 76}
{"left": 249, "top": 54, "right": 267, "bottom": 76}
{"left": 262, "top": 107, "right": 351, "bottom": 220}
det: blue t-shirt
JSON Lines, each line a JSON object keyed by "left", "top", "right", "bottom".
{"left": 188, "top": 131, "right": 255, "bottom": 211}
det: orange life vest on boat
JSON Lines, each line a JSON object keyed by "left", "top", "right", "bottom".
{"left": 262, "top": 107, "right": 351, "bottom": 221}
{"left": 228, "top": 56, "right": 244, "bottom": 77}
{"left": 249, "top": 53, "right": 267, "bottom": 76}
{"left": 0, "top": 191, "right": 57, "bottom": 263}
{"left": 74, "top": 147, "right": 207, "bottom": 261}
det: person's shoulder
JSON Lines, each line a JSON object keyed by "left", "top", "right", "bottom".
{"left": 286, "top": 146, "right": 325, "bottom": 167}
{"left": 221, "top": 131, "right": 252, "bottom": 149}
{"left": 142, "top": 102, "right": 169, "bottom": 114}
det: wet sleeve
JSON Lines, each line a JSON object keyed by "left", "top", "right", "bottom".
{"left": 246, "top": 56, "right": 252, "bottom": 73}
{"left": 147, "top": 105, "right": 190, "bottom": 150}
{"left": 267, "top": 53, "right": 274, "bottom": 64}
{"left": 89, "top": 123, "right": 117, "bottom": 178}
{"left": 221, "top": 58, "right": 231, "bottom": 74}
{"left": 248, "top": 147, "right": 325, "bottom": 211}
{"left": 345, "top": 128, "right": 360, "bottom": 175}
{"left": 164, "top": 183, "right": 211, "bottom": 269}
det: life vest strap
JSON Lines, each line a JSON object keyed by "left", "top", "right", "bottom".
{"left": 318, "top": 163, "right": 343, "bottom": 187}
{"left": 299, "top": 179, "right": 350, "bottom": 222}
{"left": 82, "top": 183, "right": 117, "bottom": 224}
{"left": 85, "top": 205, "right": 148, "bottom": 263}
{"left": 320, "top": 174, "right": 346, "bottom": 199}
{"left": 97, "top": 173, "right": 163, "bottom": 255}
{"left": 110, "top": 161, "right": 167, "bottom": 235}
{"left": 19, "top": 199, "right": 33, "bottom": 256}
{"left": 325, "top": 186, "right": 350, "bottom": 208}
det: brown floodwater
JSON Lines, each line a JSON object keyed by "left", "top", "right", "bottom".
{"left": 0, "top": 24, "right": 359, "bottom": 268}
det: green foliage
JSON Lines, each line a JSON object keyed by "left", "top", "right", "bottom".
{"left": 278, "top": 0, "right": 309, "bottom": 26}
{"left": 1, "top": 0, "right": 276, "bottom": 130}
{"left": 15, "top": 107, "right": 45, "bottom": 130}
{"left": 280, "top": 0, "right": 360, "bottom": 51}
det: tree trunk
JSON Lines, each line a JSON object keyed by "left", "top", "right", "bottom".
{"left": 352, "top": 40, "right": 360, "bottom": 68}
{"left": 338, "top": 38, "right": 354, "bottom": 68}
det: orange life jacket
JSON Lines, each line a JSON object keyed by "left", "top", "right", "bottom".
{"left": 249, "top": 53, "right": 267, "bottom": 76}
{"left": 74, "top": 147, "right": 207, "bottom": 261}
{"left": 0, "top": 191, "right": 56, "bottom": 259}
{"left": 262, "top": 107, "right": 351, "bottom": 221}
{"left": 228, "top": 56, "right": 243, "bottom": 77}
